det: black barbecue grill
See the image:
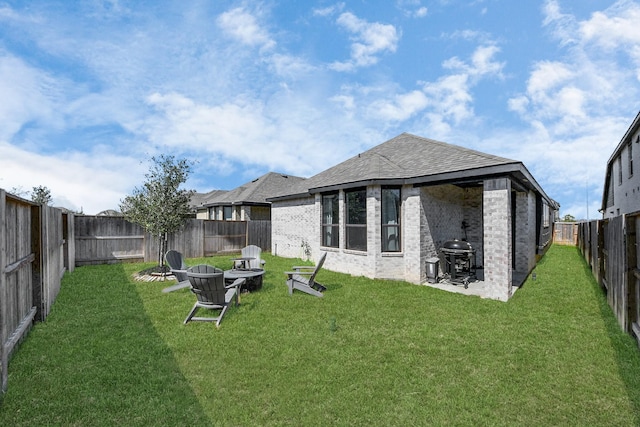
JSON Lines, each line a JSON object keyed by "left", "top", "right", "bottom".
{"left": 440, "top": 239, "right": 476, "bottom": 288}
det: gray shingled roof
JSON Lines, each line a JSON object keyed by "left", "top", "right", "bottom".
{"left": 268, "top": 133, "right": 558, "bottom": 207}
{"left": 271, "top": 133, "right": 519, "bottom": 197}
{"left": 190, "top": 189, "right": 228, "bottom": 208}
{"left": 203, "top": 172, "right": 306, "bottom": 206}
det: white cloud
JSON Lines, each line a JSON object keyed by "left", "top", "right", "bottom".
{"left": 0, "top": 141, "right": 143, "bottom": 214}
{"left": 269, "top": 53, "right": 317, "bottom": 79}
{"left": 507, "top": 96, "right": 529, "bottom": 114}
{"left": 542, "top": 0, "right": 578, "bottom": 46}
{"left": 421, "top": 74, "right": 473, "bottom": 124}
{"left": 396, "top": 0, "right": 427, "bottom": 17}
{"left": 313, "top": 3, "right": 345, "bottom": 17}
{"left": 579, "top": 3, "right": 640, "bottom": 49}
{"left": 510, "top": 1, "right": 640, "bottom": 131}
{"left": 370, "top": 90, "right": 430, "bottom": 121}
{"left": 330, "top": 12, "right": 400, "bottom": 71}
{"left": 140, "top": 91, "right": 369, "bottom": 180}
{"left": 414, "top": 7, "right": 428, "bottom": 17}
{"left": 0, "top": 53, "right": 60, "bottom": 141}
{"left": 578, "top": 0, "right": 640, "bottom": 80}
{"left": 499, "top": 1, "right": 640, "bottom": 218}
{"left": 365, "top": 44, "right": 503, "bottom": 125}
{"left": 217, "top": 7, "right": 275, "bottom": 51}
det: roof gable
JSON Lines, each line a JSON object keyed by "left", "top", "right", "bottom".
{"left": 292, "top": 133, "right": 518, "bottom": 193}
{"left": 205, "top": 172, "right": 305, "bottom": 206}
{"left": 190, "top": 189, "right": 228, "bottom": 208}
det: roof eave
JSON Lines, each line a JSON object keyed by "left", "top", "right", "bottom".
{"left": 202, "top": 200, "right": 270, "bottom": 207}
{"left": 269, "top": 162, "right": 559, "bottom": 210}
{"left": 267, "top": 191, "right": 312, "bottom": 202}
{"left": 307, "top": 178, "right": 407, "bottom": 194}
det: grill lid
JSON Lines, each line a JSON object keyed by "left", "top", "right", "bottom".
{"left": 442, "top": 239, "right": 472, "bottom": 251}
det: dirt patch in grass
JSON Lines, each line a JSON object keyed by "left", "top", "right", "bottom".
{"left": 134, "top": 265, "right": 174, "bottom": 282}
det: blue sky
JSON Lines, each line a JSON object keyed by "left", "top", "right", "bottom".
{"left": 1, "top": 0, "right": 639, "bottom": 217}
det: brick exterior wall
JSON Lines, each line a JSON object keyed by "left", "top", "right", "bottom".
{"left": 402, "top": 186, "right": 423, "bottom": 283}
{"left": 271, "top": 196, "right": 318, "bottom": 260}
{"left": 271, "top": 178, "right": 540, "bottom": 302}
{"left": 483, "top": 178, "right": 512, "bottom": 301}
{"left": 420, "top": 185, "right": 483, "bottom": 278}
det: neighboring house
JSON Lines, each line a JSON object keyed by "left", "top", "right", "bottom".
{"left": 601, "top": 111, "right": 640, "bottom": 218}
{"left": 268, "top": 133, "right": 558, "bottom": 301}
{"left": 193, "top": 172, "right": 305, "bottom": 221}
{"left": 191, "top": 189, "right": 228, "bottom": 218}
{"left": 96, "top": 209, "right": 122, "bottom": 216}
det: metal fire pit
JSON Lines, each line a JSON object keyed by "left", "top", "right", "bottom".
{"left": 440, "top": 239, "right": 476, "bottom": 288}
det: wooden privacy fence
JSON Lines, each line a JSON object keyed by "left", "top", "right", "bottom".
{"left": 0, "top": 190, "right": 74, "bottom": 393}
{"left": 553, "top": 222, "right": 578, "bottom": 245}
{"left": 74, "top": 216, "right": 271, "bottom": 266}
{"left": 1, "top": 199, "right": 270, "bottom": 394}
{"left": 577, "top": 214, "right": 639, "bottom": 347}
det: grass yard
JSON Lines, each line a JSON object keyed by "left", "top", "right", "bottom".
{"left": 1, "top": 245, "right": 640, "bottom": 426}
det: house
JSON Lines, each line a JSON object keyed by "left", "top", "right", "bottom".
{"left": 601, "top": 111, "right": 640, "bottom": 218}
{"left": 193, "top": 172, "right": 305, "bottom": 221}
{"left": 268, "top": 133, "right": 558, "bottom": 301}
{"left": 192, "top": 189, "right": 228, "bottom": 218}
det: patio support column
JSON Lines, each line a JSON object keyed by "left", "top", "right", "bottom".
{"left": 483, "top": 178, "right": 513, "bottom": 301}
{"left": 403, "top": 186, "right": 422, "bottom": 283}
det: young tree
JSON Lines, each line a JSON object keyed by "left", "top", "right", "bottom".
{"left": 120, "top": 155, "right": 195, "bottom": 269}
{"left": 31, "top": 185, "right": 53, "bottom": 205}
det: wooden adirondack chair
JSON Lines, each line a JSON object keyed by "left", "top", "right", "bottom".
{"left": 285, "top": 252, "right": 327, "bottom": 298}
{"left": 184, "top": 265, "right": 245, "bottom": 327}
{"left": 162, "top": 250, "right": 191, "bottom": 293}
{"left": 233, "top": 245, "right": 266, "bottom": 270}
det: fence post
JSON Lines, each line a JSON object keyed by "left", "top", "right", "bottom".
{"left": 626, "top": 214, "right": 638, "bottom": 336}
{"left": 598, "top": 220, "right": 605, "bottom": 287}
{"left": 0, "top": 189, "right": 7, "bottom": 394}
{"left": 31, "top": 205, "right": 44, "bottom": 321}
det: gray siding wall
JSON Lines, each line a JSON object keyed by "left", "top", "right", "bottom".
{"left": 605, "top": 127, "right": 640, "bottom": 217}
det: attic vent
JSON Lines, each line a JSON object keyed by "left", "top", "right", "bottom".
{"left": 281, "top": 175, "right": 289, "bottom": 178}
{"left": 252, "top": 178, "right": 259, "bottom": 183}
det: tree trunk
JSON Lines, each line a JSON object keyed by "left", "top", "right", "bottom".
{"left": 157, "top": 233, "right": 163, "bottom": 267}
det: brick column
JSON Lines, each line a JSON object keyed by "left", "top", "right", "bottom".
{"left": 403, "top": 186, "right": 423, "bottom": 283}
{"left": 483, "top": 178, "right": 512, "bottom": 301}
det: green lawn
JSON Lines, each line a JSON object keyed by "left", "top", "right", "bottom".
{"left": 1, "top": 245, "right": 639, "bottom": 426}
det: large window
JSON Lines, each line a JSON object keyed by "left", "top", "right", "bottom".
{"left": 543, "top": 202, "right": 550, "bottom": 228}
{"left": 345, "top": 188, "right": 367, "bottom": 251}
{"left": 618, "top": 157, "right": 623, "bottom": 185}
{"left": 321, "top": 193, "right": 339, "bottom": 247}
{"left": 381, "top": 187, "right": 401, "bottom": 252}
{"left": 629, "top": 141, "right": 634, "bottom": 177}
{"left": 223, "top": 205, "right": 233, "bottom": 220}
